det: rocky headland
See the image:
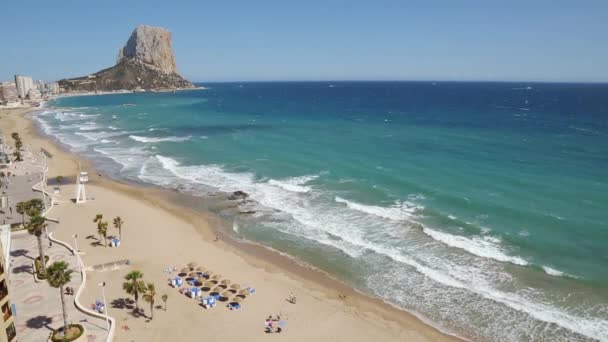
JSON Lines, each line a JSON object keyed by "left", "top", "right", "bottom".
{"left": 59, "top": 25, "right": 194, "bottom": 92}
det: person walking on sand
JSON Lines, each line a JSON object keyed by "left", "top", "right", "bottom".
{"left": 288, "top": 292, "right": 297, "bottom": 304}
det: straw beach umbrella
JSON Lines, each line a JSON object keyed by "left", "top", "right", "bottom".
{"left": 212, "top": 274, "right": 222, "bottom": 280}
{"left": 188, "top": 262, "right": 198, "bottom": 270}
{"left": 203, "top": 281, "right": 215, "bottom": 287}
{"left": 195, "top": 266, "right": 204, "bottom": 272}
{"left": 231, "top": 296, "right": 243, "bottom": 303}
{"left": 179, "top": 268, "right": 189, "bottom": 276}
{"left": 220, "top": 279, "right": 231, "bottom": 285}
{"left": 238, "top": 289, "right": 250, "bottom": 296}
{"left": 221, "top": 290, "right": 232, "bottom": 298}
{"left": 230, "top": 283, "right": 241, "bottom": 290}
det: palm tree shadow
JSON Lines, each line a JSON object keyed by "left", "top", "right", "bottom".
{"left": 12, "top": 264, "right": 33, "bottom": 275}
{"left": 26, "top": 315, "right": 53, "bottom": 330}
{"left": 10, "top": 249, "right": 32, "bottom": 260}
{"left": 78, "top": 318, "right": 106, "bottom": 331}
{"left": 110, "top": 298, "right": 134, "bottom": 310}
{"left": 129, "top": 308, "right": 146, "bottom": 319}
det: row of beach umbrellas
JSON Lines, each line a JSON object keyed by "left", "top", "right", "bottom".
{"left": 179, "top": 262, "right": 251, "bottom": 300}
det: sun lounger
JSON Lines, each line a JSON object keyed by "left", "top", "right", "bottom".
{"left": 246, "top": 286, "right": 256, "bottom": 294}
{"left": 190, "top": 287, "right": 201, "bottom": 298}
{"left": 171, "top": 277, "right": 183, "bottom": 287}
{"left": 201, "top": 296, "right": 217, "bottom": 308}
{"left": 229, "top": 302, "right": 241, "bottom": 310}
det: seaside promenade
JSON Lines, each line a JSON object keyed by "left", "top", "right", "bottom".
{"left": 0, "top": 127, "right": 108, "bottom": 342}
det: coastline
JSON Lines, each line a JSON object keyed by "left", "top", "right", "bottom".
{"left": 0, "top": 106, "right": 463, "bottom": 342}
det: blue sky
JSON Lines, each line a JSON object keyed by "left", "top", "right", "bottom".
{"left": 1, "top": 0, "right": 607, "bottom": 82}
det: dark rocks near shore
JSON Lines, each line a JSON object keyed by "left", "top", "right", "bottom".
{"left": 228, "top": 190, "right": 249, "bottom": 201}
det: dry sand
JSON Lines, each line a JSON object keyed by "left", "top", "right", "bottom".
{"left": 0, "top": 107, "right": 461, "bottom": 342}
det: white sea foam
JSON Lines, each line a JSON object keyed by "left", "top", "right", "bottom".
{"left": 129, "top": 135, "right": 191, "bottom": 143}
{"left": 78, "top": 124, "right": 101, "bottom": 131}
{"left": 137, "top": 155, "right": 606, "bottom": 341}
{"left": 94, "top": 145, "right": 149, "bottom": 172}
{"left": 268, "top": 175, "right": 318, "bottom": 193}
{"left": 541, "top": 266, "right": 574, "bottom": 278}
{"left": 75, "top": 131, "right": 126, "bottom": 141}
{"left": 423, "top": 228, "right": 529, "bottom": 266}
{"left": 335, "top": 196, "right": 421, "bottom": 221}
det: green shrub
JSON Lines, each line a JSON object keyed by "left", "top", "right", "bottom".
{"left": 51, "top": 324, "right": 84, "bottom": 342}
{"left": 34, "top": 255, "right": 50, "bottom": 279}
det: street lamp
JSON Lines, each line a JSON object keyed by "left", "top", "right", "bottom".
{"left": 72, "top": 234, "right": 79, "bottom": 255}
{"left": 98, "top": 282, "right": 110, "bottom": 335}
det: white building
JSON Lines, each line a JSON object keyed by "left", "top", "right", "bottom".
{"left": 0, "top": 82, "right": 18, "bottom": 105}
{"left": 46, "top": 82, "right": 59, "bottom": 94}
{"left": 14, "top": 75, "right": 33, "bottom": 99}
{"left": 27, "top": 88, "right": 41, "bottom": 100}
{"left": 36, "top": 80, "right": 46, "bottom": 93}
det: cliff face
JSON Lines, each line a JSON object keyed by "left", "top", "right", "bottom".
{"left": 117, "top": 25, "right": 177, "bottom": 74}
{"left": 59, "top": 25, "right": 193, "bottom": 92}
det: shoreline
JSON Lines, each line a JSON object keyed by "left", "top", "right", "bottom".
{"left": 1, "top": 106, "right": 463, "bottom": 341}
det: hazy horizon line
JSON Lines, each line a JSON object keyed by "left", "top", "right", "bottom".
{"left": 192, "top": 79, "right": 608, "bottom": 85}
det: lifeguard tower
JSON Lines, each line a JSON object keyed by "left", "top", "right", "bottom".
{"left": 75, "top": 170, "right": 88, "bottom": 204}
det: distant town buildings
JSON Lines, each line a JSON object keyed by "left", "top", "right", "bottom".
{"left": 14, "top": 75, "right": 34, "bottom": 99}
{"left": 1, "top": 75, "right": 60, "bottom": 106}
{"left": 0, "top": 83, "right": 18, "bottom": 105}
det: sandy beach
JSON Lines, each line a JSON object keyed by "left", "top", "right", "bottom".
{"left": 0, "top": 107, "right": 461, "bottom": 342}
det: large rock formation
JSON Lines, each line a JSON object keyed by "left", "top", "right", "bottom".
{"left": 59, "top": 25, "right": 193, "bottom": 92}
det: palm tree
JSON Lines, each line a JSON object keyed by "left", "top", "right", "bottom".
{"left": 27, "top": 215, "right": 48, "bottom": 274}
{"left": 46, "top": 261, "right": 73, "bottom": 340}
{"left": 15, "top": 201, "right": 27, "bottom": 226}
{"left": 142, "top": 283, "right": 156, "bottom": 319}
{"left": 99, "top": 221, "right": 108, "bottom": 246}
{"left": 113, "top": 216, "right": 124, "bottom": 240}
{"left": 123, "top": 271, "right": 146, "bottom": 311}
{"left": 161, "top": 294, "right": 168, "bottom": 311}
{"left": 26, "top": 198, "right": 45, "bottom": 217}
{"left": 93, "top": 214, "right": 103, "bottom": 243}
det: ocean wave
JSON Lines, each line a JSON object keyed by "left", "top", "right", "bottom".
{"left": 75, "top": 131, "right": 127, "bottom": 141}
{"left": 137, "top": 155, "right": 605, "bottom": 341}
{"left": 329, "top": 228, "right": 606, "bottom": 341}
{"left": 335, "top": 196, "right": 422, "bottom": 221}
{"left": 129, "top": 135, "right": 191, "bottom": 143}
{"left": 94, "top": 145, "right": 150, "bottom": 172}
{"left": 423, "top": 228, "right": 529, "bottom": 266}
{"left": 268, "top": 175, "right": 319, "bottom": 193}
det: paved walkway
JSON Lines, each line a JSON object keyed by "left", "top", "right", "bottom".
{"left": 8, "top": 230, "right": 107, "bottom": 342}
{"left": 0, "top": 173, "right": 47, "bottom": 227}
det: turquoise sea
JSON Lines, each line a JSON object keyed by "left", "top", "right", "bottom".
{"left": 37, "top": 82, "right": 607, "bottom": 341}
